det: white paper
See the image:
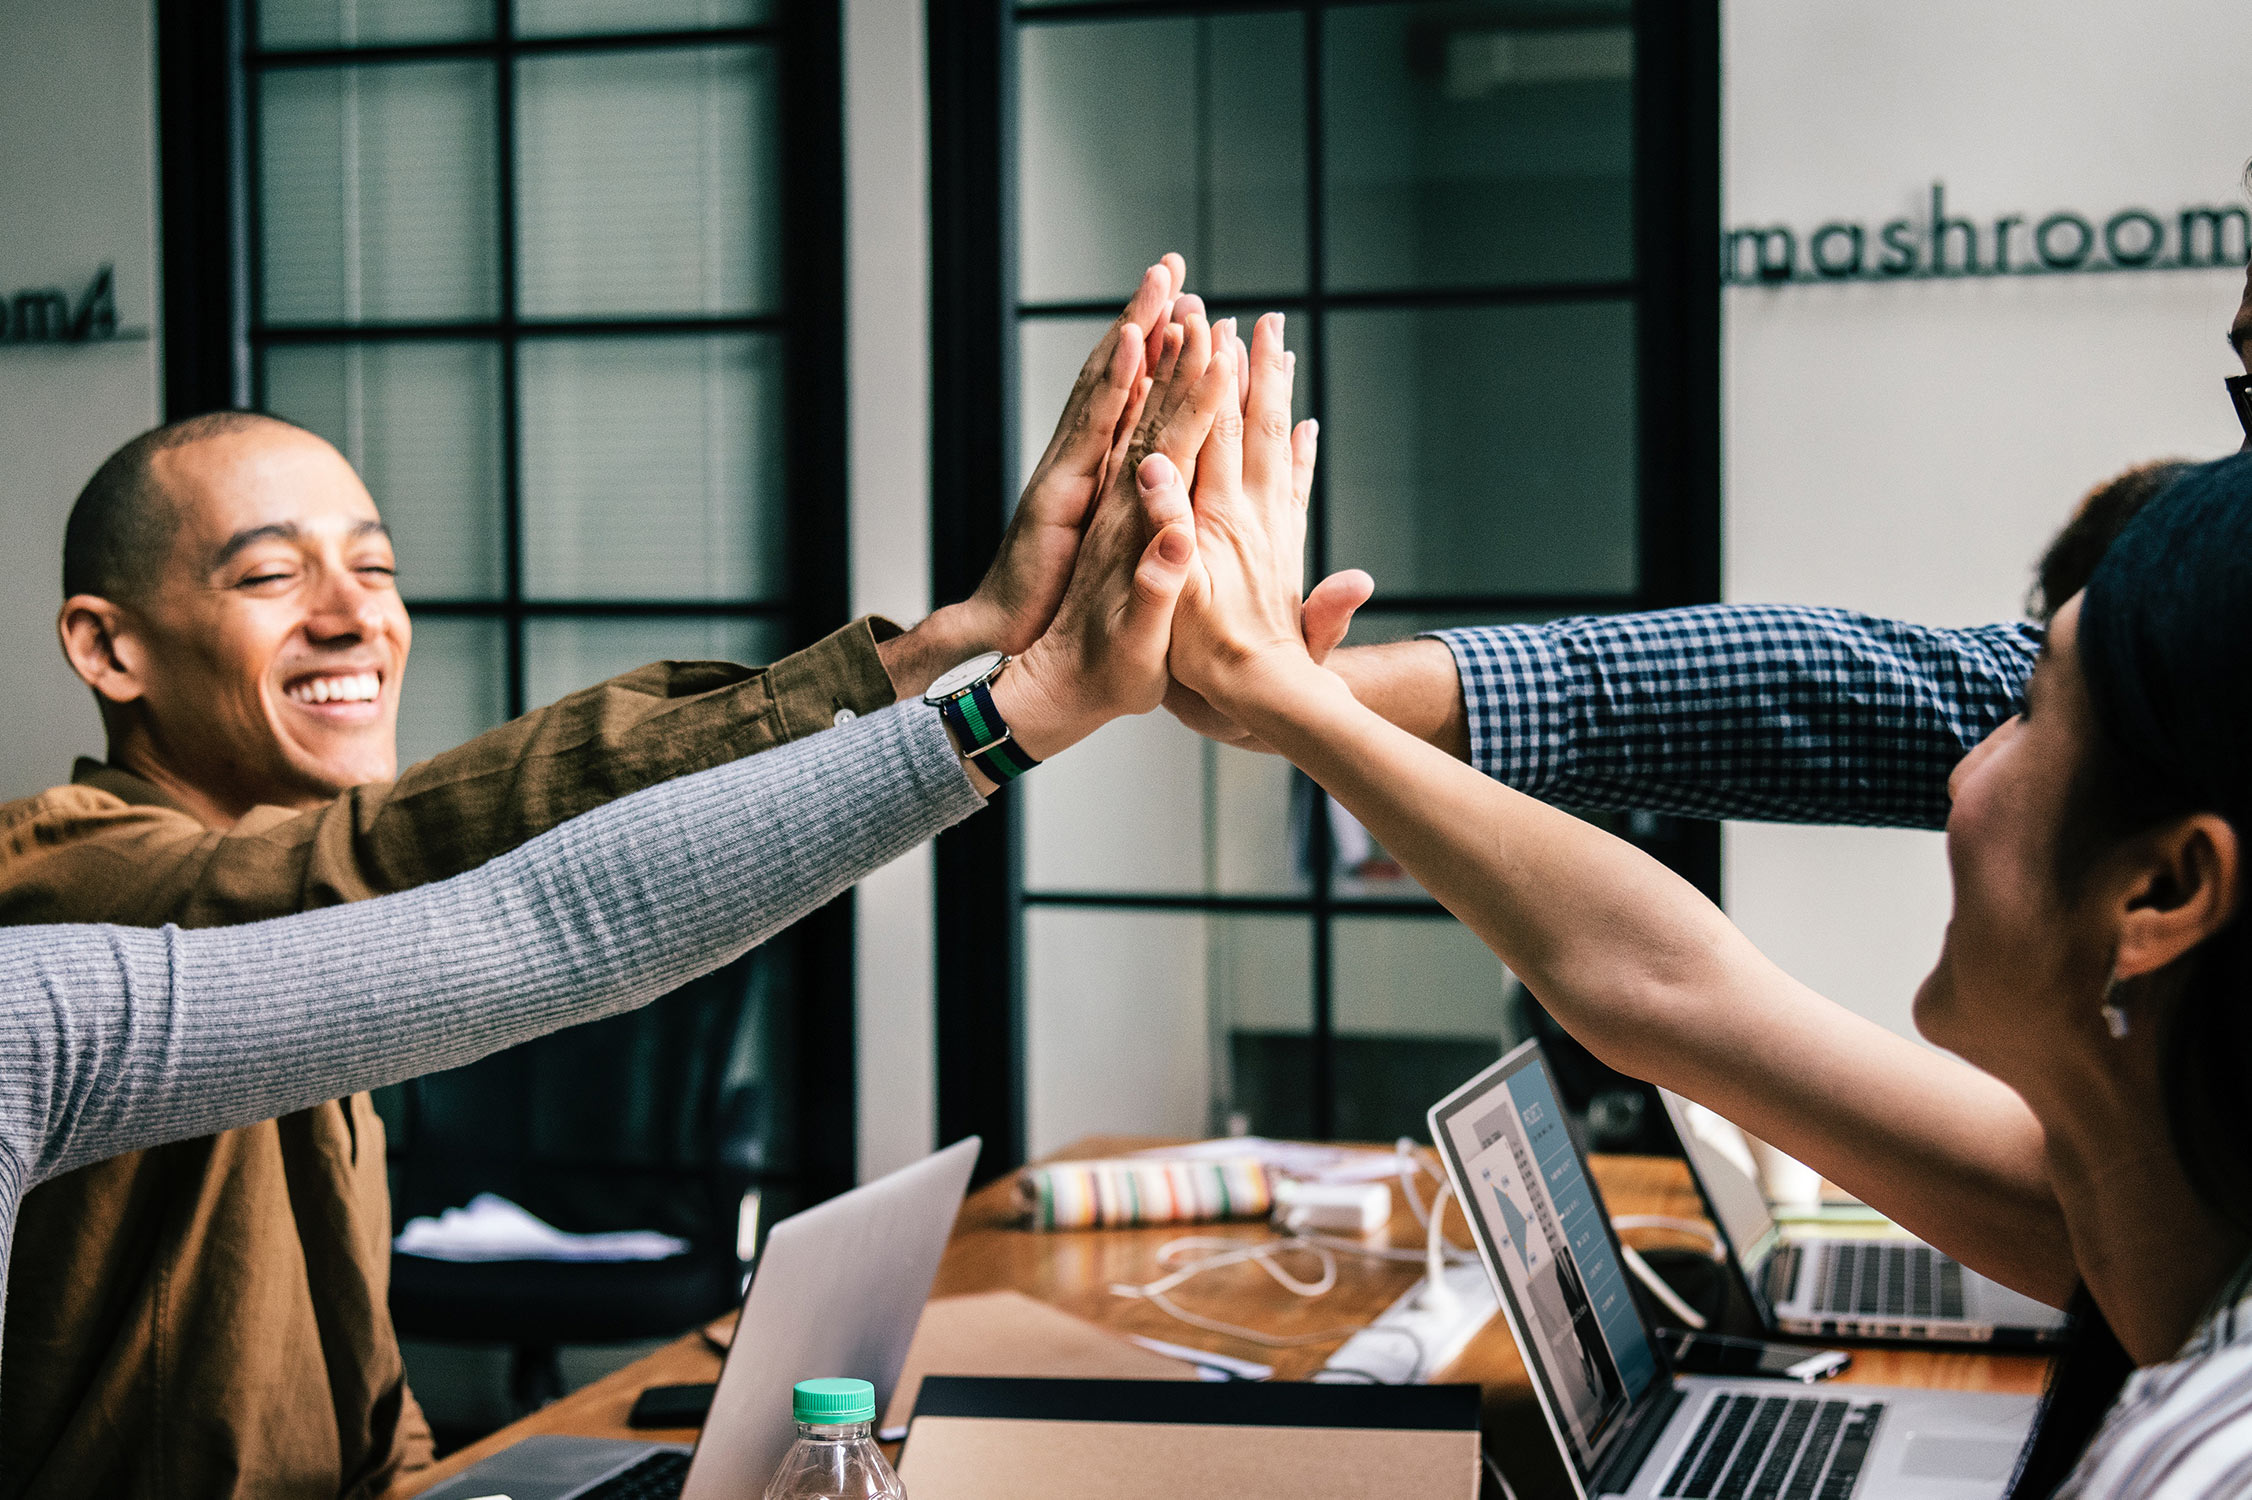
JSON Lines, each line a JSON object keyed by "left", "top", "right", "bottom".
{"left": 393, "top": 1192, "right": 689, "bottom": 1263}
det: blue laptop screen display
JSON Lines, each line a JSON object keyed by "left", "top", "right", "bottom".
{"left": 1440, "top": 1052, "right": 1658, "bottom": 1469}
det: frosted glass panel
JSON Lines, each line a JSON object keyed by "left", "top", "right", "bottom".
{"left": 516, "top": 47, "right": 778, "bottom": 318}
{"left": 1331, "top": 915, "right": 1518, "bottom": 1140}
{"left": 1325, "top": 301, "right": 1637, "bottom": 597}
{"left": 1024, "top": 713, "right": 1202, "bottom": 893}
{"left": 515, "top": 0, "right": 768, "bottom": 36}
{"left": 523, "top": 617, "right": 783, "bottom": 708}
{"left": 1324, "top": 793, "right": 1433, "bottom": 904}
{"left": 1026, "top": 909, "right": 1309, "bottom": 1156}
{"left": 397, "top": 616, "right": 509, "bottom": 769}
{"left": 260, "top": 62, "right": 499, "bottom": 324}
{"left": 1018, "top": 13, "right": 1305, "bottom": 303}
{"left": 1324, "top": 2, "right": 1633, "bottom": 290}
{"left": 262, "top": 341, "right": 505, "bottom": 601}
{"left": 518, "top": 334, "right": 785, "bottom": 601}
{"left": 1015, "top": 317, "right": 1107, "bottom": 499}
{"left": 1023, "top": 713, "right": 1301, "bottom": 897}
{"left": 1334, "top": 917, "right": 1516, "bottom": 1041}
{"left": 259, "top": 0, "right": 491, "bottom": 48}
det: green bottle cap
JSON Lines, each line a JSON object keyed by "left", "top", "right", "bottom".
{"left": 793, "top": 1377, "right": 876, "bottom": 1425}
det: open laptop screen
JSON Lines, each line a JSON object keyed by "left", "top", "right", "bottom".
{"left": 1431, "top": 1042, "right": 1659, "bottom": 1478}
{"left": 1656, "top": 1087, "right": 1784, "bottom": 1326}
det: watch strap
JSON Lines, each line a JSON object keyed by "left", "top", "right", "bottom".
{"left": 937, "top": 675, "right": 1041, "bottom": 781}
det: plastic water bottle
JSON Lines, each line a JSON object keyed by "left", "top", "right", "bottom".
{"left": 761, "top": 1378, "right": 906, "bottom": 1500}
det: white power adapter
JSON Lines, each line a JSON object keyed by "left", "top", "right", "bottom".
{"left": 1273, "top": 1177, "right": 1393, "bottom": 1235}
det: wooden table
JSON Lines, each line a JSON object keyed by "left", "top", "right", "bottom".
{"left": 402, "top": 1139, "right": 2049, "bottom": 1499}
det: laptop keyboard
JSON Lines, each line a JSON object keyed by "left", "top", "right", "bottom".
{"left": 1660, "top": 1394, "right": 1883, "bottom": 1500}
{"left": 578, "top": 1450, "right": 691, "bottom": 1500}
{"left": 1809, "top": 1242, "right": 1966, "bottom": 1320}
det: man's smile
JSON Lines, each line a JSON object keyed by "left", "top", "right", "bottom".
{"left": 281, "top": 669, "right": 385, "bottom": 718}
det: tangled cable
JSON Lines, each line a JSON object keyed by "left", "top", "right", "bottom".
{"left": 1108, "top": 1141, "right": 1478, "bottom": 1349}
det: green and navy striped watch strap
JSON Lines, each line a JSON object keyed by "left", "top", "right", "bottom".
{"left": 938, "top": 677, "right": 1040, "bottom": 781}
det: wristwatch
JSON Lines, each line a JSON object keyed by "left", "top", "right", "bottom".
{"left": 923, "top": 650, "right": 1040, "bottom": 782}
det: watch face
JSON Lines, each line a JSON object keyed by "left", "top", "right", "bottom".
{"left": 924, "top": 650, "right": 1008, "bottom": 702}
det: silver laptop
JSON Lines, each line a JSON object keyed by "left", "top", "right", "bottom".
{"left": 1431, "top": 1044, "right": 2035, "bottom": 1500}
{"left": 420, "top": 1137, "right": 981, "bottom": 1500}
{"left": 1656, "top": 1087, "right": 2068, "bottom": 1348}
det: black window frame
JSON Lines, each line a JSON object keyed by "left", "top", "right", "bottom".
{"left": 155, "top": 0, "right": 860, "bottom": 1206}
{"left": 930, "top": 0, "right": 1720, "bottom": 1177}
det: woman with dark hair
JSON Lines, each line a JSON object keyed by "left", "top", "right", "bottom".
{"left": 1165, "top": 311, "right": 2252, "bottom": 1492}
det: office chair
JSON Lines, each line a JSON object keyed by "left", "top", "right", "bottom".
{"left": 384, "top": 948, "right": 776, "bottom": 1416}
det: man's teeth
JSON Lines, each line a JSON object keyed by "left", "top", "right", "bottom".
{"left": 288, "top": 673, "right": 380, "bottom": 705}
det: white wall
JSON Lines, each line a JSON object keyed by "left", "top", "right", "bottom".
{"left": 1721, "top": 0, "right": 2252, "bottom": 1039}
{"left": 844, "top": 0, "right": 938, "bottom": 1181}
{"left": 0, "top": 0, "right": 161, "bottom": 801}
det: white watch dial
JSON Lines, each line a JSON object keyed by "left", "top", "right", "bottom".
{"left": 923, "top": 650, "right": 1008, "bottom": 703}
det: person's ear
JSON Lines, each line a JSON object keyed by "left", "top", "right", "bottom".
{"left": 2112, "top": 813, "right": 2241, "bottom": 982}
{"left": 57, "top": 595, "right": 151, "bottom": 706}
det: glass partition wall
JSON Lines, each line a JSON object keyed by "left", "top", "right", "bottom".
{"left": 234, "top": 0, "right": 855, "bottom": 1204}
{"left": 937, "top": 0, "right": 1720, "bottom": 1167}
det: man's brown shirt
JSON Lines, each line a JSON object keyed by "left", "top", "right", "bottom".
{"left": 0, "top": 622, "right": 898, "bottom": 1499}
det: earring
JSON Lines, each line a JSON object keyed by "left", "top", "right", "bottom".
{"left": 2100, "top": 977, "right": 2131, "bottom": 1040}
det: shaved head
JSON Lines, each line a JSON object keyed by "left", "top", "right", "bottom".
{"left": 63, "top": 411, "right": 311, "bottom": 602}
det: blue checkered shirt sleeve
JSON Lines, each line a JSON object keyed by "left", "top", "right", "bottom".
{"left": 1431, "top": 605, "right": 2041, "bottom": 829}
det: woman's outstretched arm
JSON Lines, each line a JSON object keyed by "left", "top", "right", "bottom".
{"left": 1165, "top": 313, "right": 2077, "bottom": 1308}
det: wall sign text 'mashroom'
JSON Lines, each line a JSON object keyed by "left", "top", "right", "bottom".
{"left": 1726, "top": 183, "right": 2251, "bottom": 286}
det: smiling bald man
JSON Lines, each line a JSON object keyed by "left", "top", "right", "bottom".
{"left": 0, "top": 250, "right": 1178, "bottom": 1500}
{"left": 3, "top": 412, "right": 909, "bottom": 1498}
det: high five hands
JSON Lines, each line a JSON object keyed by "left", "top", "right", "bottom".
{"left": 1156, "top": 312, "right": 1362, "bottom": 732}
{"left": 921, "top": 258, "right": 1365, "bottom": 790}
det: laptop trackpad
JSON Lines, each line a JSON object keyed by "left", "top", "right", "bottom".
{"left": 1900, "top": 1432, "right": 2019, "bottom": 1481}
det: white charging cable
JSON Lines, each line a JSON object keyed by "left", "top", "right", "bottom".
{"left": 1110, "top": 1141, "right": 1476, "bottom": 1348}
{"left": 1609, "top": 1214, "right": 1727, "bottom": 1331}
{"left": 1414, "top": 1177, "right": 1460, "bottom": 1312}
{"left": 1109, "top": 1234, "right": 1369, "bottom": 1348}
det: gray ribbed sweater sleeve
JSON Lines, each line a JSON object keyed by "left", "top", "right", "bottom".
{"left": 0, "top": 702, "right": 980, "bottom": 1353}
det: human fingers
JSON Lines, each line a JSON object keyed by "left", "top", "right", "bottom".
{"left": 1242, "top": 314, "right": 1294, "bottom": 501}
{"left": 1150, "top": 320, "right": 1186, "bottom": 394}
{"left": 1077, "top": 322, "right": 1144, "bottom": 469}
{"left": 1134, "top": 448, "right": 1194, "bottom": 537}
{"left": 1163, "top": 679, "right": 1270, "bottom": 752}
{"left": 1193, "top": 336, "right": 1246, "bottom": 511}
{"left": 1071, "top": 262, "right": 1167, "bottom": 411}
{"left": 1141, "top": 333, "right": 1235, "bottom": 487}
{"left": 1090, "top": 516, "right": 1197, "bottom": 719}
{"left": 1302, "top": 569, "right": 1373, "bottom": 662}
{"left": 1290, "top": 414, "right": 1318, "bottom": 510}
{"left": 1112, "top": 374, "right": 1155, "bottom": 459}
{"left": 1019, "top": 265, "right": 1165, "bottom": 506}
{"left": 1127, "top": 313, "right": 1216, "bottom": 483}
{"left": 1149, "top": 312, "right": 1214, "bottom": 436}
{"left": 1123, "top": 258, "right": 1177, "bottom": 337}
